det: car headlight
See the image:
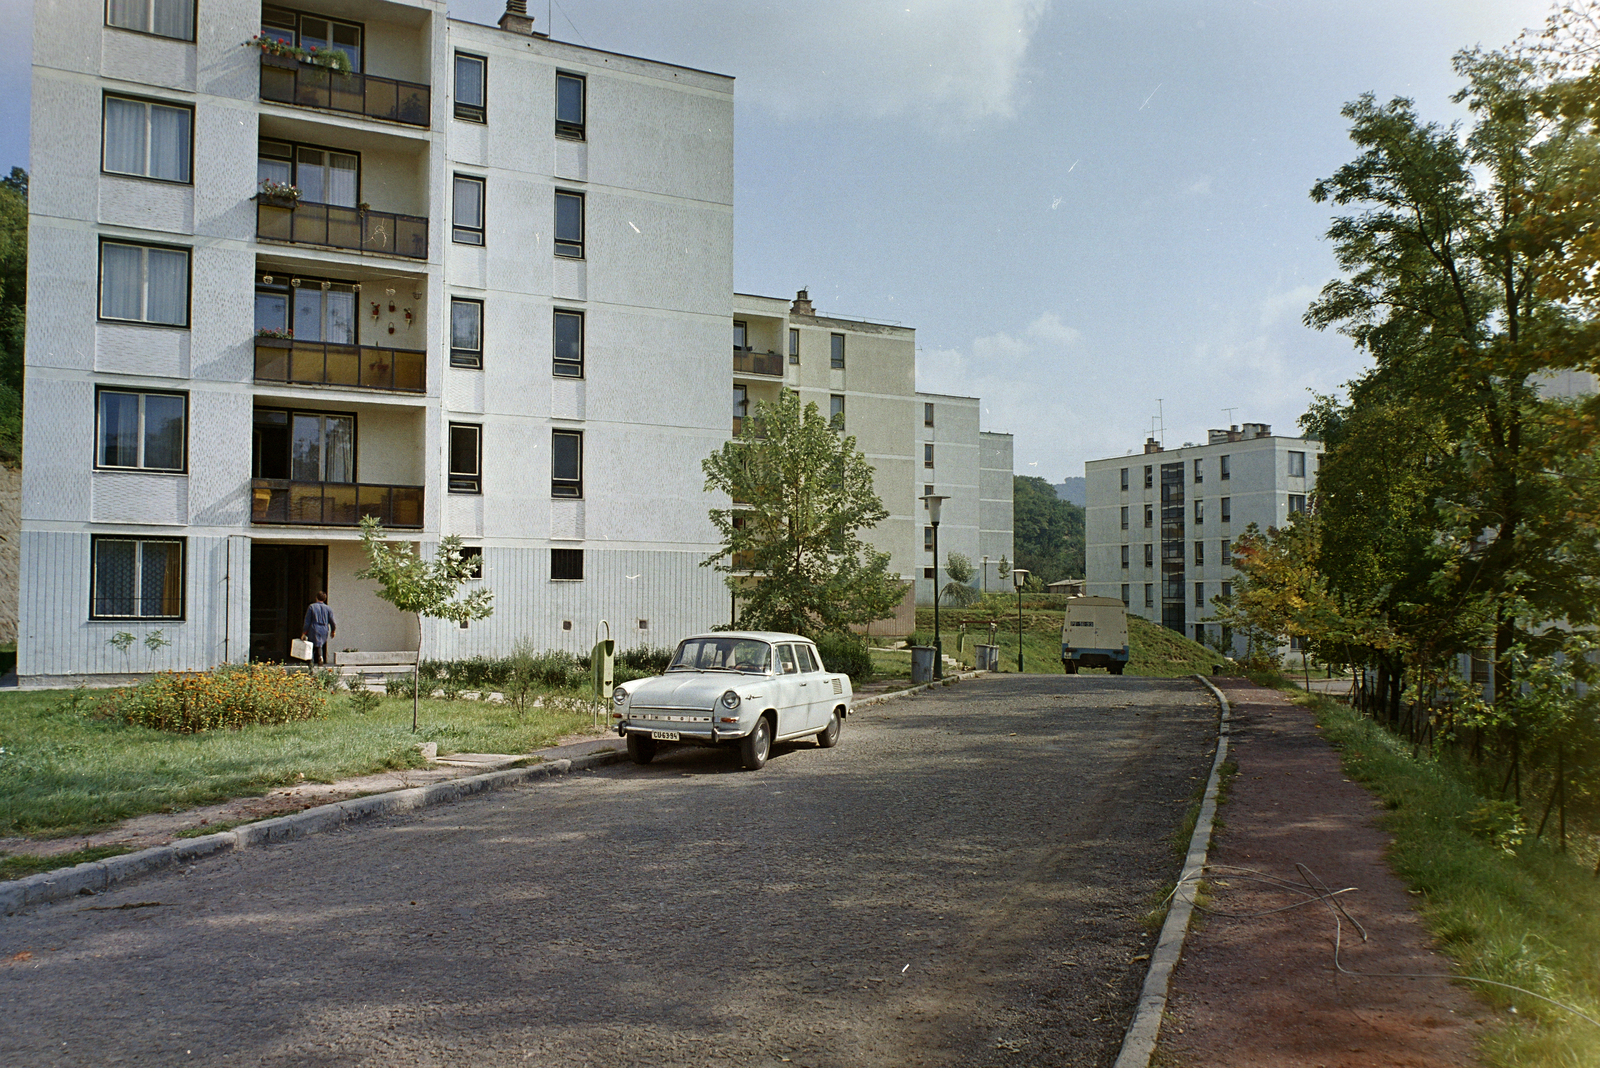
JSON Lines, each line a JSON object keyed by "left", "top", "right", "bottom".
{"left": 613, "top": 688, "right": 628, "bottom": 707}
{"left": 720, "top": 690, "right": 741, "bottom": 710}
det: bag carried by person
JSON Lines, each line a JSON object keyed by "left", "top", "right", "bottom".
{"left": 290, "top": 638, "right": 314, "bottom": 661}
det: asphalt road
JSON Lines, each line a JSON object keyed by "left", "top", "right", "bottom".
{"left": 1, "top": 674, "right": 1218, "bottom": 1068}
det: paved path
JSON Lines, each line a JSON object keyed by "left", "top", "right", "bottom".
{"left": 1, "top": 675, "right": 1217, "bottom": 1067}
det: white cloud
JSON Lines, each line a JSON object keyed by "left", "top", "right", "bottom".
{"left": 1026, "top": 311, "right": 1081, "bottom": 347}
{"left": 1256, "top": 284, "right": 1319, "bottom": 331}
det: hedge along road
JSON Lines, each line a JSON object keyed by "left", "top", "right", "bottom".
{"left": 0, "top": 675, "right": 1218, "bottom": 1068}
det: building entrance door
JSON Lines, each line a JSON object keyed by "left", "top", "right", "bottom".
{"left": 250, "top": 544, "right": 328, "bottom": 662}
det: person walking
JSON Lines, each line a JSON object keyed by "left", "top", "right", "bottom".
{"left": 301, "top": 591, "right": 336, "bottom": 666}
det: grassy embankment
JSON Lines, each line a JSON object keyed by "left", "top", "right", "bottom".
{"left": 1285, "top": 683, "right": 1600, "bottom": 1067}
{"left": 0, "top": 687, "right": 595, "bottom": 845}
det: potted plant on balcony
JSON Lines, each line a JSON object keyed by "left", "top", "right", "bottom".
{"left": 256, "top": 327, "right": 294, "bottom": 348}
{"left": 246, "top": 34, "right": 305, "bottom": 69}
{"left": 302, "top": 45, "right": 353, "bottom": 75}
{"left": 257, "top": 179, "right": 302, "bottom": 210}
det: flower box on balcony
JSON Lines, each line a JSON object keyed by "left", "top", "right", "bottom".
{"left": 256, "top": 335, "right": 292, "bottom": 348}
{"left": 257, "top": 193, "right": 299, "bottom": 210}
{"left": 261, "top": 51, "right": 300, "bottom": 69}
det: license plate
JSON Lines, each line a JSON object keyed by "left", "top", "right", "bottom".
{"left": 650, "top": 730, "right": 680, "bottom": 741}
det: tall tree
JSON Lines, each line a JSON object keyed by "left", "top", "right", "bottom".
{"left": 0, "top": 168, "right": 25, "bottom": 466}
{"left": 702, "top": 390, "right": 903, "bottom": 636}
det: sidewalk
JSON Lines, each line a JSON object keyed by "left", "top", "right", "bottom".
{"left": 1158, "top": 679, "right": 1485, "bottom": 1067}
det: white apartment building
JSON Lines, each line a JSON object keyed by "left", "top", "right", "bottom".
{"left": 912, "top": 393, "right": 1013, "bottom": 604}
{"left": 23, "top": 0, "right": 1015, "bottom": 683}
{"left": 1084, "top": 423, "right": 1321, "bottom": 652}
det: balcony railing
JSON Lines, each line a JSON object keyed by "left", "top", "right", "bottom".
{"left": 255, "top": 340, "right": 425, "bottom": 393}
{"left": 251, "top": 479, "right": 423, "bottom": 528}
{"left": 733, "top": 349, "right": 783, "bottom": 376}
{"left": 257, "top": 201, "right": 428, "bottom": 260}
{"left": 260, "top": 56, "right": 430, "bottom": 127}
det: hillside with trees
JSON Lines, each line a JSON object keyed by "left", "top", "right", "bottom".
{"left": 1013, "top": 475, "right": 1084, "bottom": 585}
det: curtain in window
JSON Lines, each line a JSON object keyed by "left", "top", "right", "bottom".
{"left": 148, "top": 103, "right": 189, "bottom": 182}
{"left": 324, "top": 415, "right": 354, "bottom": 482}
{"left": 455, "top": 179, "right": 483, "bottom": 230}
{"left": 101, "top": 243, "right": 144, "bottom": 321}
{"left": 455, "top": 55, "right": 484, "bottom": 108}
{"left": 103, "top": 98, "right": 146, "bottom": 175}
{"left": 107, "top": 0, "right": 146, "bottom": 32}
{"left": 325, "top": 290, "right": 355, "bottom": 344}
{"left": 293, "top": 288, "right": 325, "bottom": 343}
{"left": 141, "top": 541, "right": 181, "bottom": 617}
{"left": 145, "top": 248, "right": 188, "bottom": 325}
{"left": 452, "top": 301, "right": 480, "bottom": 350}
{"left": 94, "top": 539, "right": 138, "bottom": 617}
{"left": 98, "top": 392, "right": 140, "bottom": 467}
{"left": 143, "top": 394, "right": 185, "bottom": 470}
{"left": 151, "top": 0, "right": 194, "bottom": 40}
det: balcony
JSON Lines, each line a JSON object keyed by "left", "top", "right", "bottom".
{"left": 259, "top": 55, "right": 430, "bottom": 127}
{"left": 251, "top": 479, "right": 423, "bottom": 528}
{"left": 257, "top": 201, "right": 428, "bottom": 260}
{"left": 733, "top": 349, "right": 783, "bottom": 377}
{"left": 255, "top": 340, "right": 425, "bottom": 393}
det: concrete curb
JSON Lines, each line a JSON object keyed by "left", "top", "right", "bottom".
{"left": 1, "top": 747, "right": 628, "bottom": 917}
{"left": 1113, "top": 674, "right": 1232, "bottom": 1068}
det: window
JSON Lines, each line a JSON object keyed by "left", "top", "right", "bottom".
{"left": 556, "top": 72, "right": 586, "bottom": 139}
{"left": 1221, "top": 581, "right": 1232, "bottom": 600}
{"left": 1219, "top": 454, "right": 1230, "bottom": 480}
{"left": 1288, "top": 451, "right": 1306, "bottom": 478}
{"left": 1194, "top": 499, "right": 1203, "bottom": 524}
{"left": 454, "top": 53, "right": 487, "bottom": 122}
{"left": 450, "top": 298, "right": 483, "bottom": 369}
{"left": 553, "top": 309, "right": 583, "bottom": 378}
{"left": 788, "top": 328, "right": 799, "bottom": 364}
{"left": 1144, "top": 583, "right": 1154, "bottom": 608}
{"left": 923, "top": 484, "right": 934, "bottom": 504}
{"left": 1288, "top": 494, "right": 1307, "bottom": 514}
{"left": 1144, "top": 504, "right": 1153, "bottom": 528}
{"left": 733, "top": 385, "right": 747, "bottom": 430}
{"left": 924, "top": 526, "right": 935, "bottom": 552}
{"left": 552, "top": 429, "right": 583, "bottom": 498}
{"left": 100, "top": 240, "right": 189, "bottom": 326}
{"left": 923, "top": 567, "right": 935, "bottom": 579}
{"left": 449, "top": 423, "right": 482, "bottom": 493}
{"left": 258, "top": 139, "right": 358, "bottom": 207}
{"left": 91, "top": 535, "right": 184, "bottom": 619}
{"left": 1193, "top": 458, "right": 1203, "bottom": 484}
{"left": 830, "top": 333, "right": 845, "bottom": 369}
{"left": 97, "top": 389, "right": 186, "bottom": 472}
{"left": 1221, "top": 497, "right": 1231, "bottom": 523}
{"left": 924, "top": 443, "right": 934, "bottom": 469}
{"left": 551, "top": 547, "right": 584, "bottom": 580}
{"left": 1143, "top": 465, "right": 1153, "bottom": 489}
{"left": 460, "top": 546, "right": 483, "bottom": 579}
{"left": 1121, "top": 545, "right": 1129, "bottom": 569}
{"left": 1120, "top": 584, "right": 1130, "bottom": 606}
{"left": 1144, "top": 543, "right": 1153, "bottom": 568}
{"left": 1221, "top": 539, "right": 1231, "bottom": 563}
{"left": 252, "top": 408, "right": 353, "bottom": 482}
{"left": 830, "top": 394, "right": 845, "bottom": 429}
{"left": 1120, "top": 467, "right": 1129, "bottom": 491}
{"left": 255, "top": 275, "right": 357, "bottom": 343}
{"left": 733, "top": 321, "right": 748, "bottom": 349}
{"left": 924, "top": 402, "right": 934, "bottom": 427}
{"left": 555, "top": 191, "right": 584, "bottom": 257}
{"left": 1120, "top": 505, "right": 1129, "bottom": 530}
{"left": 260, "top": 6, "right": 362, "bottom": 70}
{"left": 107, "top": 0, "right": 195, "bottom": 40}
{"left": 103, "top": 95, "right": 191, "bottom": 183}
{"left": 1195, "top": 624, "right": 1206, "bottom": 643}
{"left": 453, "top": 174, "right": 485, "bottom": 245}
{"left": 1194, "top": 541, "right": 1204, "bottom": 566}
{"left": 1195, "top": 582, "right": 1206, "bottom": 608}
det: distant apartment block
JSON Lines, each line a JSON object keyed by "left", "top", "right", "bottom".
{"left": 1084, "top": 423, "right": 1322, "bottom": 652}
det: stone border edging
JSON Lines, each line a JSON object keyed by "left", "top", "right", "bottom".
{"left": 852, "top": 669, "right": 985, "bottom": 709}
{"left": 1113, "top": 674, "right": 1232, "bottom": 1068}
{"left": 1, "top": 748, "right": 629, "bottom": 917}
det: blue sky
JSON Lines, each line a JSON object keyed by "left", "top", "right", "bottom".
{"left": 4, "top": 0, "right": 1558, "bottom": 479}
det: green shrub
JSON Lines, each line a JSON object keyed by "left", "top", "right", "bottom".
{"left": 109, "top": 665, "right": 328, "bottom": 732}
{"left": 347, "top": 687, "right": 382, "bottom": 715}
{"left": 618, "top": 644, "right": 674, "bottom": 674}
{"left": 815, "top": 632, "right": 873, "bottom": 683}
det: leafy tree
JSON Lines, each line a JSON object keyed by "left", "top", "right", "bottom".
{"left": 941, "top": 552, "right": 980, "bottom": 607}
{"left": 0, "top": 168, "right": 25, "bottom": 466}
{"left": 355, "top": 516, "right": 494, "bottom": 730}
{"left": 702, "top": 390, "right": 903, "bottom": 636}
{"left": 1011, "top": 475, "right": 1084, "bottom": 584}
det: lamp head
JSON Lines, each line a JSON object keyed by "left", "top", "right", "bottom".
{"left": 1012, "top": 568, "right": 1030, "bottom": 590}
{"left": 920, "top": 493, "right": 949, "bottom": 525}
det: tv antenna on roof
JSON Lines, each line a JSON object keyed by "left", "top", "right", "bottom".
{"left": 1222, "top": 406, "right": 1238, "bottom": 425}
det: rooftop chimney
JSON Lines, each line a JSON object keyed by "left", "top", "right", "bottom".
{"left": 790, "top": 289, "right": 815, "bottom": 316}
{"left": 1143, "top": 437, "right": 1163, "bottom": 454}
{"left": 499, "top": 0, "right": 536, "bottom": 36}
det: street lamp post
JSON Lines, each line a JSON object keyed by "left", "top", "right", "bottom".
{"left": 922, "top": 493, "right": 950, "bottom": 680}
{"left": 1012, "top": 568, "right": 1030, "bottom": 673}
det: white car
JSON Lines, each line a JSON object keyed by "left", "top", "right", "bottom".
{"left": 611, "top": 631, "right": 853, "bottom": 770}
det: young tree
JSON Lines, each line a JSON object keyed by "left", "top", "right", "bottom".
{"left": 941, "top": 552, "right": 980, "bottom": 607}
{"left": 702, "top": 390, "right": 903, "bottom": 636}
{"left": 0, "top": 169, "right": 26, "bottom": 465}
{"left": 355, "top": 516, "right": 494, "bottom": 730}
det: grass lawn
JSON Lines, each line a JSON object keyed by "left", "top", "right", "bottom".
{"left": 910, "top": 606, "right": 1233, "bottom": 677}
{"left": 0, "top": 687, "right": 596, "bottom": 840}
{"left": 1290, "top": 685, "right": 1600, "bottom": 1067}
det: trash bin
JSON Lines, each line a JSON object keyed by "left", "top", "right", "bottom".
{"left": 910, "top": 645, "right": 936, "bottom": 684}
{"left": 975, "top": 644, "right": 999, "bottom": 672}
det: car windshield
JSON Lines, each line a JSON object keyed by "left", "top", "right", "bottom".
{"left": 668, "top": 638, "right": 772, "bottom": 674}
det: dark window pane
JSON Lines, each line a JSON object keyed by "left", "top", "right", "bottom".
{"left": 98, "top": 392, "right": 140, "bottom": 467}
{"left": 552, "top": 431, "right": 580, "bottom": 480}
{"left": 451, "top": 299, "right": 481, "bottom": 351}
{"left": 553, "top": 310, "right": 583, "bottom": 376}
{"left": 551, "top": 547, "right": 584, "bottom": 580}
{"left": 94, "top": 539, "right": 138, "bottom": 616}
{"left": 556, "top": 74, "right": 584, "bottom": 130}
{"left": 555, "top": 192, "right": 583, "bottom": 256}
{"left": 450, "top": 425, "right": 480, "bottom": 476}
{"left": 143, "top": 393, "right": 186, "bottom": 470}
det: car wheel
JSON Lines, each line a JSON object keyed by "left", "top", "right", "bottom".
{"left": 740, "top": 714, "right": 772, "bottom": 770}
{"left": 816, "top": 708, "right": 842, "bottom": 748}
{"left": 1109, "top": 664, "right": 1125, "bottom": 676}
{"left": 626, "top": 733, "right": 658, "bottom": 765}
{"left": 1063, "top": 661, "right": 1078, "bottom": 675}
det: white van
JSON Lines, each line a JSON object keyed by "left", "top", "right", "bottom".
{"left": 1060, "top": 596, "right": 1131, "bottom": 674}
